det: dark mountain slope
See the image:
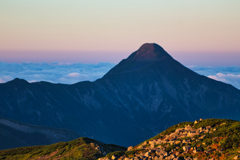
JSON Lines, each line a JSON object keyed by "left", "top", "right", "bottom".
{"left": 0, "top": 117, "right": 79, "bottom": 150}
{"left": 0, "top": 78, "right": 151, "bottom": 147}
{"left": 97, "top": 43, "right": 240, "bottom": 132}
{"left": 0, "top": 43, "right": 240, "bottom": 147}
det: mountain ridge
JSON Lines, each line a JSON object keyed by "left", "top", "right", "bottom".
{"left": 0, "top": 117, "right": 79, "bottom": 150}
{"left": 0, "top": 43, "right": 240, "bottom": 147}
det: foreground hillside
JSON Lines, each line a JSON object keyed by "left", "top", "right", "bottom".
{"left": 0, "top": 137, "right": 126, "bottom": 160}
{"left": 0, "top": 117, "right": 79, "bottom": 150}
{"left": 2, "top": 119, "right": 240, "bottom": 160}
{"left": 102, "top": 119, "right": 240, "bottom": 160}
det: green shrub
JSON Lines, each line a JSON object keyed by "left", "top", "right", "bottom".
{"left": 125, "top": 151, "right": 135, "bottom": 158}
{"left": 161, "top": 122, "right": 194, "bottom": 136}
{"left": 193, "top": 118, "right": 235, "bottom": 129}
{"left": 191, "top": 143, "right": 196, "bottom": 148}
{"left": 106, "top": 151, "right": 123, "bottom": 159}
{"left": 220, "top": 135, "right": 240, "bottom": 149}
{"left": 165, "top": 145, "right": 175, "bottom": 152}
{"left": 193, "top": 135, "right": 200, "bottom": 139}
{"left": 55, "top": 148, "right": 66, "bottom": 156}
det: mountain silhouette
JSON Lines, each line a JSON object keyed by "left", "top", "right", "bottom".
{"left": 0, "top": 43, "right": 240, "bottom": 147}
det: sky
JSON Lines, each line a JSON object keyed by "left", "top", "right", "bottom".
{"left": 0, "top": 1, "right": 240, "bottom": 88}
{"left": 0, "top": 0, "right": 240, "bottom": 65}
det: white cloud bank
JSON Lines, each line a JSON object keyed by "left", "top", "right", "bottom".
{"left": 208, "top": 73, "right": 240, "bottom": 89}
{"left": 189, "top": 66, "right": 240, "bottom": 89}
{"left": 0, "top": 62, "right": 115, "bottom": 84}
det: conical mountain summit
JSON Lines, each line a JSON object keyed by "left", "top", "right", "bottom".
{"left": 103, "top": 43, "right": 174, "bottom": 76}
{"left": 128, "top": 43, "right": 172, "bottom": 62}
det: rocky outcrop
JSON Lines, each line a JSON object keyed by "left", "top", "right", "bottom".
{"left": 102, "top": 118, "right": 240, "bottom": 160}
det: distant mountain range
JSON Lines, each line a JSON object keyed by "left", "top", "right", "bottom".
{"left": 0, "top": 43, "right": 240, "bottom": 148}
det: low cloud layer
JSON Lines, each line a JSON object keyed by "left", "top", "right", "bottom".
{"left": 0, "top": 62, "right": 240, "bottom": 90}
{"left": 189, "top": 66, "right": 240, "bottom": 89}
{"left": 0, "top": 62, "right": 115, "bottom": 84}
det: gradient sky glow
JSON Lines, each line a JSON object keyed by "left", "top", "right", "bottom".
{"left": 1, "top": 0, "right": 240, "bottom": 65}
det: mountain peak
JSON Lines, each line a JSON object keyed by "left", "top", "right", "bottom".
{"left": 129, "top": 43, "right": 172, "bottom": 62}
{"left": 102, "top": 43, "right": 175, "bottom": 76}
{"left": 139, "top": 43, "right": 162, "bottom": 51}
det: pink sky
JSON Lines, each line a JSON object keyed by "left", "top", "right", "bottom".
{"left": 0, "top": 1, "right": 240, "bottom": 66}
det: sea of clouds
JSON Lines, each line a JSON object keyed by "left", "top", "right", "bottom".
{"left": 0, "top": 62, "right": 240, "bottom": 89}
{"left": 0, "top": 62, "right": 115, "bottom": 84}
{"left": 188, "top": 65, "right": 240, "bottom": 89}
